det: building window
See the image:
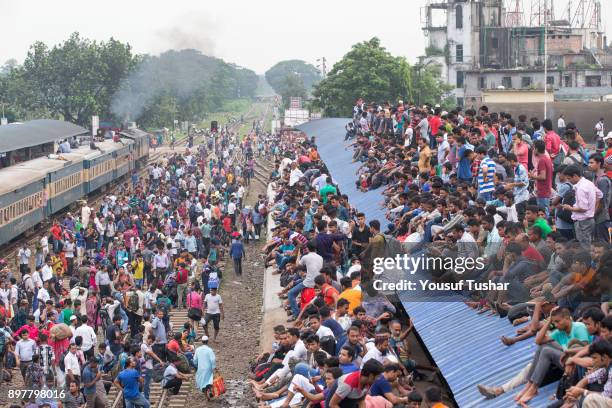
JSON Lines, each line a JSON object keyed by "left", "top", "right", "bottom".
{"left": 521, "top": 76, "right": 532, "bottom": 88}
{"left": 586, "top": 75, "right": 601, "bottom": 87}
{"left": 502, "top": 77, "right": 512, "bottom": 88}
{"left": 456, "top": 44, "right": 464, "bottom": 63}
{"left": 547, "top": 76, "right": 554, "bottom": 86}
{"left": 456, "top": 5, "right": 463, "bottom": 29}
{"left": 456, "top": 71, "right": 464, "bottom": 88}
{"left": 564, "top": 75, "right": 572, "bottom": 87}
{"left": 491, "top": 38, "right": 499, "bottom": 49}
{"left": 457, "top": 97, "right": 464, "bottom": 107}
{"left": 479, "top": 76, "right": 486, "bottom": 89}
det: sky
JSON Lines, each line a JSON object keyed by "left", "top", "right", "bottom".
{"left": 1, "top": 0, "right": 611, "bottom": 74}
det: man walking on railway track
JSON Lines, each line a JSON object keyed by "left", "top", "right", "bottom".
{"left": 194, "top": 335, "right": 216, "bottom": 398}
{"left": 230, "top": 234, "right": 245, "bottom": 277}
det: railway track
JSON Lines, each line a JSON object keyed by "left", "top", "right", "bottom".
{"left": 100, "top": 104, "right": 267, "bottom": 408}
{"left": 0, "top": 102, "right": 268, "bottom": 407}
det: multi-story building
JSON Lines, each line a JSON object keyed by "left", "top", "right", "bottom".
{"left": 421, "top": 0, "right": 612, "bottom": 106}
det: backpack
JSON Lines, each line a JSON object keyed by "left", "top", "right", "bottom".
{"left": 127, "top": 292, "right": 140, "bottom": 313}
{"left": 556, "top": 183, "right": 576, "bottom": 224}
{"left": 0, "top": 328, "right": 8, "bottom": 354}
{"left": 17, "top": 276, "right": 31, "bottom": 305}
{"left": 553, "top": 147, "right": 566, "bottom": 171}
{"left": 58, "top": 349, "right": 70, "bottom": 372}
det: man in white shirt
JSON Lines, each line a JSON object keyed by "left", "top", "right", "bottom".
{"left": 279, "top": 156, "right": 293, "bottom": 174}
{"left": 289, "top": 163, "right": 304, "bottom": 187}
{"left": 309, "top": 314, "right": 334, "bottom": 339}
{"left": 311, "top": 173, "right": 328, "bottom": 192}
{"left": 436, "top": 133, "right": 450, "bottom": 165}
{"left": 557, "top": 114, "right": 566, "bottom": 133}
{"left": 361, "top": 337, "right": 397, "bottom": 368}
{"left": 203, "top": 288, "right": 224, "bottom": 342}
{"left": 81, "top": 204, "right": 92, "bottom": 229}
{"left": 227, "top": 199, "right": 237, "bottom": 225}
{"left": 454, "top": 225, "right": 480, "bottom": 261}
{"left": 41, "top": 259, "right": 54, "bottom": 283}
{"left": 69, "top": 287, "right": 88, "bottom": 315}
{"left": 17, "top": 246, "right": 31, "bottom": 275}
{"left": 64, "top": 343, "right": 82, "bottom": 383}
{"left": 37, "top": 281, "right": 51, "bottom": 306}
{"left": 404, "top": 126, "right": 414, "bottom": 147}
{"left": 73, "top": 315, "right": 97, "bottom": 359}
{"left": 15, "top": 330, "right": 37, "bottom": 380}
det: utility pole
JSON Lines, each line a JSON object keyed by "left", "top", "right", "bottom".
{"left": 0, "top": 103, "right": 6, "bottom": 126}
{"left": 316, "top": 57, "right": 327, "bottom": 78}
{"left": 543, "top": 0, "right": 548, "bottom": 119}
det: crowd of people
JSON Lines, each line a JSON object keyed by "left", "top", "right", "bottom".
{"left": 247, "top": 98, "right": 612, "bottom": 408}
{"left": 252, "top": 129, "right": 444, "bottom": 408}
{"left": 347, "top": 99, "right": 612, "bottom": 407}
{"left": 0, "top": 123, "right": 274, "bottom": 408}
{"left": 1, "top": 97, "right": 611, "bottom": 408}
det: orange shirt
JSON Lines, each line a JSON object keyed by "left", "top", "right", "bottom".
{"left": 572, "top": 268, "right": 596, "bottom": 287}
{"left": 338, "top": 288, "right": 362, "bottom": 314}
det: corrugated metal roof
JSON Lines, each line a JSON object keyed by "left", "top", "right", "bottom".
{"left": 298, "top": 118, "right": 559, "bottom": 408}
{"left": 0, "top": 119, "right": 88, "bottom": 153}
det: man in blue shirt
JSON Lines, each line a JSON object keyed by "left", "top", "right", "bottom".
{"left": 456, "top": 137, "right": 474, "bottom": 183}
{"left": 114, "top": 358, "right": 150, "bottom": 408}
{"left": 229, "top": 236, "right": 245, "bottom": 276}
{"left": 369, "top": 363, "right": 410, "bottom": 405}
{"left": 504, "top": 119, "right": 517, "bottom": 153}
{"left": 338, "top": 346, "right": 360, "bottom": 374}
{"left": 82, "top": 358, "right": 106, "bottom": 407}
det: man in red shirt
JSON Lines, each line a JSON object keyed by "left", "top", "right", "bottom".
{"left": 314, "top": 274, "right": 338, "bottom": 309}
{"left": 175, "top": 262, "right": 189, "bottom": 309}
{"left": 530, "top": 140, "right": 553, "bottom": 216}
{"left": 329, "top": 359, "right": 384, "bottom": 408}
{"left": 542, "top": 119, "right": 561, "bottom": 159}
{"left": 428, "top": 109, "right": 442, "bottom": 139}
{"left": 49, "top": 221, "right": 63, "bottom": 254}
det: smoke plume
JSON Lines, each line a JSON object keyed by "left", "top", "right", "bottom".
{"left": 110, "top": 14, "right": 218, "bottom": 121}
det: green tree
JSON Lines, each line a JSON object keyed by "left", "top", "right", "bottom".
{"left": 12, "top": 32, "right": 138, "bottom": 125}
{"left": 265, "top": 60, "right": 321, "bottom": 95}
{"left": 312, "top": 38, "right": 451, "bottom": 117}
{"left": 312, "top": 38, "right": 412, "bottom": 117}
{"left": 279, "top": 74, "right": 307, "bottom": 108}
{"left": 138, "top": 93, "right": 179, "bottom": 129}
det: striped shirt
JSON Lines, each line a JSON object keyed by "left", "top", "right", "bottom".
{"left": 478, "top": 157, "right": 496, "bottom": 194}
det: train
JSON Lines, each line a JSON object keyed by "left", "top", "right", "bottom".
{"left": 0, "top": 128, "right": 150, "bottom": 246}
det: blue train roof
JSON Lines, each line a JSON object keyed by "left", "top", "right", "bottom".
{"left": 297, "top": 118, "right": 558, "bottom": 407}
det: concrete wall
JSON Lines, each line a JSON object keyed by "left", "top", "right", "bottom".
{"left": 471, "top": 101, "right": 612, "bottom": 138}
{"left": 481, "top": 90, "right": 553, "bottom": 104}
